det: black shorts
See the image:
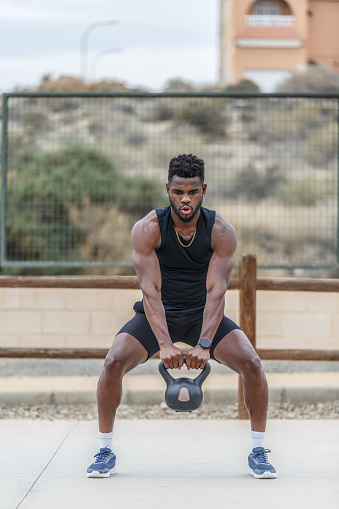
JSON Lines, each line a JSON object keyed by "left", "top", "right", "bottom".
{"left": 116, "top": 301, "right": 242, "bottom": 360}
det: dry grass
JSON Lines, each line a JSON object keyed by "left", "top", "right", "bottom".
{"left": 37, "top": 75, "right": 129, "bottom": 93}
{"left": 67, "top": 202, "right": 133, "bottom": 265}
{"left": 215, "top": 199, "right": 337, "bottom": 266}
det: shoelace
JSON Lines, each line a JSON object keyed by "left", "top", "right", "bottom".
{"left": 94, "top": 448, "right": 113, "bottom": 463}
{"left": 252, "top": 448, "right": 271, "bottom": 464}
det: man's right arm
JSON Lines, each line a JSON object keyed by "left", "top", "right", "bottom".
{"left": 131, "top": 213, "right": 184, "bottom": 369}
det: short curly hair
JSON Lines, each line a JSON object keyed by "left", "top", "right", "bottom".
{"left": 168, "top": 154, "right": 205, "bottom": 183}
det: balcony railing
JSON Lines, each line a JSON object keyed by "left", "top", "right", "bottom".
{"left": 245, "top": 15, "right": 296, "bottom": 27}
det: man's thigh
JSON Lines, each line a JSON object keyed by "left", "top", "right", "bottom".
{"left": 115, "top": 310, "right": 160, "bottom": 360}
{"left": 213, "top": 329, "right": 260, "bottom": 374}
{"left": 105, "top": 332, "right": 149, "bottom": 373}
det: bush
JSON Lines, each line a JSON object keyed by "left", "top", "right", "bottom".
{"left": 176, "top": 99, "right": 227, "bottom": 137}
{"left": 152, "top": 105, "right": 175, "bottom": 121}
{"left": 11, "top": 145, "right": 118, "bottom": 205}
{"left": 240, "top": 110, "right": 256, "bottom": 122}
{"left": 6, "top": 145, "right": 164, "bottom": 262}
{"left": 230, "top": 163, "right": 285, "bottom": 201}
{"left": 37, "top": 74, "right": 129, "bottom": 93}
{"left": 24, "top": 111, "right": 51, "bottom": 132}
{"left": 303, "top": 123, "right": 338, "bottom": 167}
{"left": 225, "top": 79, "right": 261, "bottom": 93}
{"left": 163, "top": 78, "right": 197, "bottom": 93}
{"left": 248, "top": 100, "right": 334, "bottom": 143}
{"left": 275, "top": 65, "right": 339, "bottom": 93}
{"left": 276, "top": 178, "right": 336, "bottom": 206}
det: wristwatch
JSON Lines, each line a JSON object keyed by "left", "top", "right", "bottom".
{"left": 197, "top": 338, "right": 212, "bottom": 349}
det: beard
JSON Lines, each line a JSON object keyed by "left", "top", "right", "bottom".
{"left": 169, "top": 196, "right": 203, "bottom": 223}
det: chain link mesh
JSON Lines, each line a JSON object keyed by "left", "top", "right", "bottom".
{"left": 1, "top": 93, "right": 338, "bottom": 270}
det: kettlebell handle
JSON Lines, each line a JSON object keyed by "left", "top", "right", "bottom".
{"left": 194, "top": 359, "right": 211, "bottom": 386}
{"left": 158, "top": 358, "right": 175, "bottom": 384}
{"left": 158, "top": 355, "right": 211, "bottom": 386}
{"left": 183, "top": 356, "right": 211, "bottom": 384}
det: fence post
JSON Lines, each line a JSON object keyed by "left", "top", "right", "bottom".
{"left": 337, "top": 96, "right": 339, "bottom": 265}
{"left": 238, "top": 254, "right": 257, "bottom": 419}
{"left": 1, "top": 94, "right": 9, "bottom": 270}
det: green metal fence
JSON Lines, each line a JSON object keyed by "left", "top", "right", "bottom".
{"left": 1, "top": 92, "right": 339, "bottom": 271}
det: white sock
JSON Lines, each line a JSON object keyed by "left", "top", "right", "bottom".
{"left": 251, "top": 430, "right": 266, "bottom": 450}
{"left": 98, "top": 430, "right": 114, "bottom": 452}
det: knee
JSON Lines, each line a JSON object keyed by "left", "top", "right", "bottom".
{"left": 102, "top": 352, "right": 127, "bottom": 379}
{"left": 240, "top": 355, "right": 265, "bottom": 382}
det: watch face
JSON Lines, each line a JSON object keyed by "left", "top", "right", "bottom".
{"left": 199, "top": 338, "right": 211, "bottom": 349}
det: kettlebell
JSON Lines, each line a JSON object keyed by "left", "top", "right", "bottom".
{"left": 158, "top": 355, "right": 211, "bottom": 412}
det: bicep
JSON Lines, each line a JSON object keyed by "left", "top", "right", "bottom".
{"left": 131, "top": 221, "right": 162, "bottom": 293}
{"left": 132, "top": 249, "right": 162, "bottom": 293}
{"left": 206, "top": 223, "right": 237, "bottom": 293}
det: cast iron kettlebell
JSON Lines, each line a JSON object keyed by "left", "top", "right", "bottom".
{"left": 158, "top": 355, "right": 211, "bottom": 412}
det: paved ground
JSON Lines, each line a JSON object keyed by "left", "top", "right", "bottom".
{"left": 1, "top": 419, "right": 338, "bottom": 509}
{"left": 1, "top": 359, "right": 338, "bottom": 508}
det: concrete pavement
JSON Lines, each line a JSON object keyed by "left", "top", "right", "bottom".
{"left": 1, "top": 419, "right": 338, "bottom": 509}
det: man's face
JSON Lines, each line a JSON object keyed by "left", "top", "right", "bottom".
{"left": 166, "top": 176, "right": 207, "bottom": 224}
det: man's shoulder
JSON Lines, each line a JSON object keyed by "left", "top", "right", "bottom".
{"left": 132, "top": 210, "right": 160, "bottom": 247}
{"left": 201, "top": 206, "right": 216, "bottom": 220}
{"left": 212, "top": 212, "right": 237, "bottom": 244}
{"left": 133, "top": 209, "right": 158, "bottom": 232}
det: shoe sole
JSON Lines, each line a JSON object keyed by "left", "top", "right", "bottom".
{"left": 87, "top": 466, "right": 117, "bottom": 478}
{"left": 248, "top": 466, "right": 277, "bottom": 479}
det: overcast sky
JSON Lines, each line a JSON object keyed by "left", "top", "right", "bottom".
{"left": 0, "top": 0, "right": 219, "bottom": 92}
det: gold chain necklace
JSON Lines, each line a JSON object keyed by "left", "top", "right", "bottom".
{"left": 174, "top": 226, "right": 197, "bottom": 248}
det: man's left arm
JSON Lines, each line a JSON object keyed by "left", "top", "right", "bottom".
{"left": 186, "top": 215, "right": 237, "bottom": 369}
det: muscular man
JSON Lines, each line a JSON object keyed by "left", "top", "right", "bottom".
{"left": 87, "top": 154, "right": 277, "bottom": 479}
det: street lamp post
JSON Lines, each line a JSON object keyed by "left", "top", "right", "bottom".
{"left": 80, "top": 20, "right": 118, "bottom": 81}
{"left": 90, "top": 48, "right": 122, "bottom": 80}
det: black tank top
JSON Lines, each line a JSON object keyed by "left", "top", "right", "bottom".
{"left": 155, "top": 206, "right": 216, "bottom": 310}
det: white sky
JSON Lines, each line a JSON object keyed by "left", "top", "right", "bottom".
{"left": 0, "top": 0, "right": 219, "bottom": 92}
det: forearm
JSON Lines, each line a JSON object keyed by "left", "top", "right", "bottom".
{"left": 142, "top": 287, "right": 172, "bottom": 349}
{"left": 199, "top": 289, "right": 226, "bottom": 341}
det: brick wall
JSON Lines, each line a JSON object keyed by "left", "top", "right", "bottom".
{"left": 0, "top": 288, "right": 338, "bottom": 351}
{"left": 0, "top": 288, "right": 142, "bottom": 349}
{"left": 256, "top": 291, "right": 339, "bottom": 351}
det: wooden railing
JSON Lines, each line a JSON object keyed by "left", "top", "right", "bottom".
{"left": 0, "top": 254, "right": 338, "bottom": 418}
{"left": 237, "top": 255, "right": 339, "bottom": 418}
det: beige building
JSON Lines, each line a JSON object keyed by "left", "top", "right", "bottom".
{"left": 219, "top": 0, "right": 339, "bottom": 91}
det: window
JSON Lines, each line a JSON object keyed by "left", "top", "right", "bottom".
{"left": 252, "top": 1, "right": 281, "bottom": 15}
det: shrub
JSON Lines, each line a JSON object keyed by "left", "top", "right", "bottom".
{"left": 176, "top": 99, "right": 227, "bottom": 137}
{"left": 248, "top": 100, "right": 334, "bottom": 143}
{"left": 303, "top": 123, "right": 338, "bottom": 167}
{"left": 276, "top": 178, "right": 336, "bottom": 206}
{"left": 37, "top": 74, "right": 129, "bottom": 93}
{"left": 153, "top": 105, "right": 175, "bottom": 121}
{"left": 275, "top": 65, "right": 339, "bottom": 93}
{"left": 23, "top": 111, "right": 51, "bottom": 132}
{"left": 6, "top": 145, "right": 164, "bottom": 262}
{"left": 230, "top": 163, "right": 285, "bottom": 201}
{"left": 163, "top": 78, "right": 197, "bottom": 93}
{"left": 240, "top": 110, "right": 256, "bottom": 122}
{"left": 225, "top": 79, "right": 260, "bottom": 93}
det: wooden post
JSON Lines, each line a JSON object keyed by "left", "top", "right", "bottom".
{"left": 238, "top": 254, "right": 257, "bottom": 419}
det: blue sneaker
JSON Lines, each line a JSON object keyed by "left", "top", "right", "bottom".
{"left": 248, "top": 447, "right": 277, "bottom": 479}
{"left": 87, "top": 447, "right": 116, "bottom": 478}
